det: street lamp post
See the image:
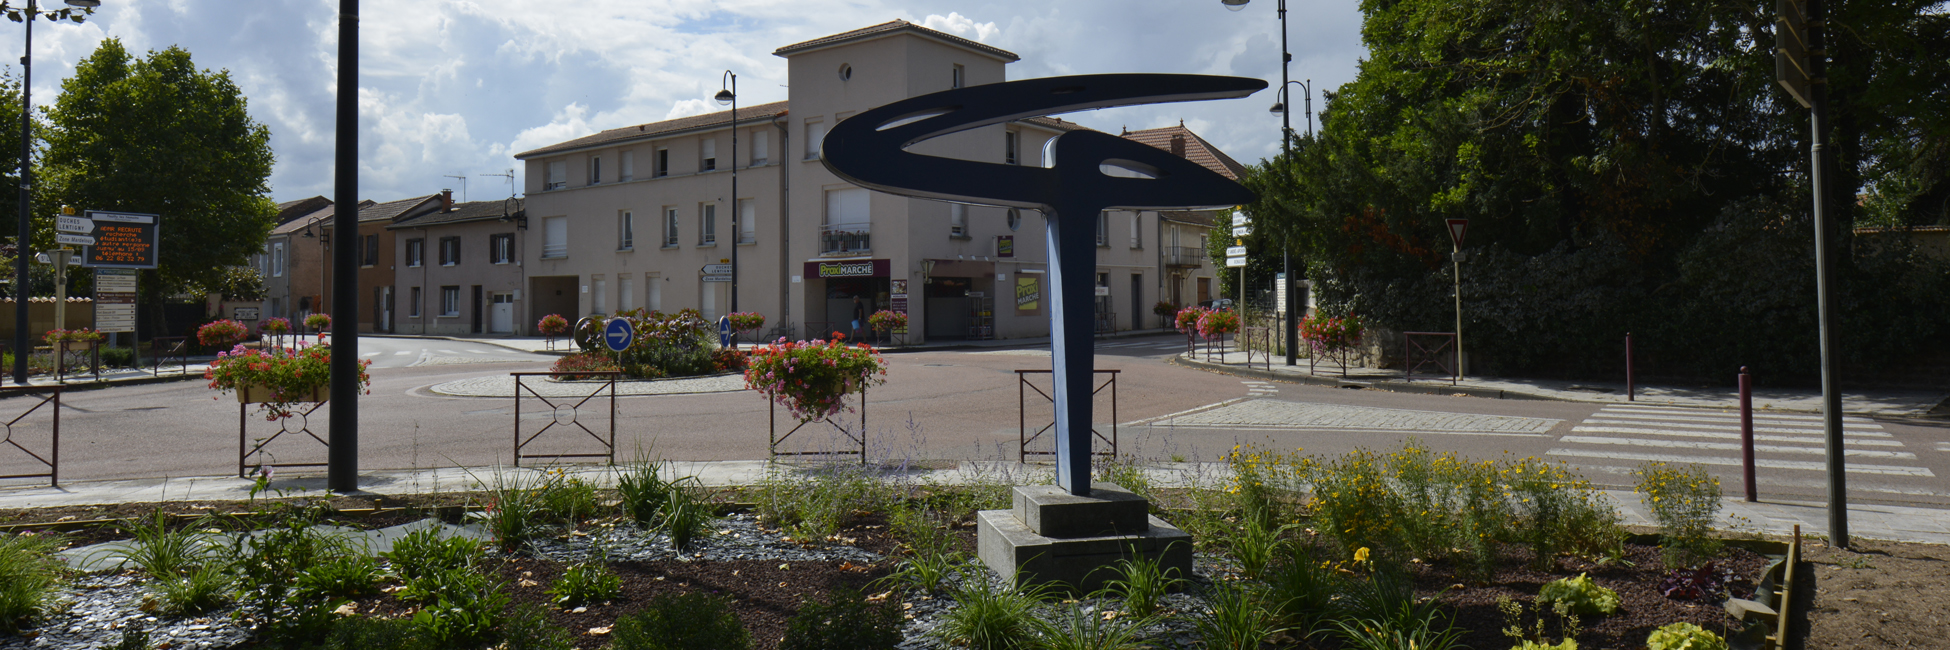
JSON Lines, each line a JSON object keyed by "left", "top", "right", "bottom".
{"left": 300, "top": 216, "right": 330, "bottom": 333}
{"left": 12, "top": 0, "right": 101, "bottom": 385}
{"left": 1224, "top": 0, "right": 1302, "bottom": 367}
{"left": 715, "top": 72, "right": 738, "bottom": 315}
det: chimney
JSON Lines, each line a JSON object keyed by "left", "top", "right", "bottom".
{"left": 441, "top": 189, "right": 453, "bottom": 212}
{"left": 1169, "top": 134, "right": 1186, "bottom": 158}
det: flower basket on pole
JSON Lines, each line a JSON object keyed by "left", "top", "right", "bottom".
{"left": 1174, "top": 306, "right": 1205, "bottom": 356}
{"left": 867, "top": 310, "right": 907, "bottom": 347}
{"left": 744, "top": 334, "right": 887, "bottom": 463}
{"left": 205, "top": 342, "right": 371, "bottom": 477}
{"left": 1300, "top": 314, "right": 1365, "bottom": 379}
{"left": 537, "top": 314, "right": 569, "bottom": 351}
{"left": 726, "top": 312, "right": 765, "bottom": 349}
{"left": 1197, "top": 308, "right": 1240, "bottom": 362}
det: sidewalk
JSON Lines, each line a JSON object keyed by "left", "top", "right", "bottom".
{"left": 3, "top": 460, "right": 1945, "bottom": 545}
{"left": 1175, "top": 349, "right": 1950, "bottom": 418}
{"left": 380, "top": 327, "right": 1186, "bottom": 356}
{"left": 3, "top": 362, "right": 208, "bottom": 391}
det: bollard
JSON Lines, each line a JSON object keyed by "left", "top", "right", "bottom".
{"left": 1625, "top": 333, "right": 1635, "bottom": 401}
{"left": 1740, "top": 366, "right": 1756, "bottom": 502}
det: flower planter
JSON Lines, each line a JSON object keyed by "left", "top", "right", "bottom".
{"left": 235, "top": 383, "right": 329, "bottom": 404}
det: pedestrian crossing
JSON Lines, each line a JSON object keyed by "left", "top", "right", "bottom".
{"left": 1241, "top": 380, "right": 1279, "bottom": 397}
{"left": 1547, "top": 403, "right": 1934, "bottom": 478}
{"left": 1094, "top": 340, "right": 1190, "bottom": 350}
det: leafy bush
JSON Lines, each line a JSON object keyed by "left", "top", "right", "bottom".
{"left": 1634, "top": 461, "right": 1724, "bottom": 568}
{"left": 617, "top": 458, "right": 674, "bottom": 528}
{"left": 537, "top": 467, "right": 601, "bottom": 524}
{"left": 384, "top": 527, "right": 482, "bottom": 583}
{"left": 411, "top": 575, "right": 510, "bottom": 649}
{"left": 612, "top": 592, "right": 752, "bottom": 650}
{"left": 933, "top": 566, "right": 1053, "bottom": 650}
{"left": 1537, "top": 573, "right": 1620, "bottom": 616}
{"left": 294, "top": 553, "right": 383, "bottom": 600}
{"left": 226, "top": 508, "right": 362, "bottom": 645}
{"left": 547, "top": 561, "right": 621, "bottom": 607}
{"left": 779, "top": 586, "right": 904, "bottom": 650}
{"left": 1097, "top": 545, "right": 1185, "bottom": 618}
{"left": 121, "top": 511, "right": 220, "bottom": 578}
{"left": 1498, "top": 596, "right": 1582, "bottom": 650}
{"left": 1026, "top": 604, "right": 1154, "bottom": 650}
{"left": 1646, "top": 622, "right": 1728, "bottom": 650}
{"left": 500, "top": 603, "right": 576, "bottom": 650}
{"left": 0, "top": 532, "right": 66, "bottom": 633}
{"left": 1265, "top": 543, "right": 1344, "bottom": 635}
{"left": 550, "top": 352, "right": 620, "bottom": 376}
{"left": 1333, "top": 570, "right": 1464, "bottom": 650}
{"left": 1658, "top": 562, "right": 1733, "bottom": 602}
{"left": 155, "top": 563, "right": 233, "bottom": 615}
{"left": 661, "top": 478, "right": 716, "bottom": 552}
{"left": 1503, "top": 456, "right": 1622, "bottom": 570}
{"left": 1192, "top": 581, "right": 1287, "bottom": 650}
{"left": 754, "top": 465, "right": 894, "bottom": 543}
{"left": 613, "top": 308, "right": 720, "bottom": 379}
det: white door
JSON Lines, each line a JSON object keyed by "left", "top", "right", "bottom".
{"left": 490, "top": 293, "right": 514, "bottom": 333}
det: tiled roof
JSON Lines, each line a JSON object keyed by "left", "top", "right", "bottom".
{"left": 1021, "top": 116, "right": 1093, "bottom": 133}
{"left": 359, "top": 195, "right": 440, "bottom": 224}
{"left": 389, "top": 198, "right": 526, "bottom": 230}
{"left": 515, "top": 101, "right": 790, "bottom": 159}
{"left": 274, "top": 196, "right": 331, "bottom": 225}
{"left": 269, "top": 201, "right": 373, "bottom": 235}
{"left": 1122, "top": 124, "right": 1248, "bottom": 181}
{"left": 773, "top": 19, "right": 1019, "bottom": 62}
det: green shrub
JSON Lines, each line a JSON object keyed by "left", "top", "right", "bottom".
{"left": 320, "top": 616, "right": 422, "bottom": 650}
{"left": 1503, "top": 457, "right": 1622, "bottom": 570}
{"left": 1191, "top": 581, "right": 1287, "bottom": 650}
{"left": 100, "top": 346, "right": 136, "bottom": 368}
{"left": 1264, "top": 543, "right": 1343, "bottom": 635}
{"left": 383, "top": 527, "right": 482, "bottom": 582}
{"left": 1230, "top": 517, "right": 1291, "bottom": 580}
{"left": 537, "top": 467, "right": 601, "bottom": 524}
{"left": 873, "top": 544, "right": 963, "bottom": 595}
{"left": 155, "top": 563, "right": 233, "bottom": 615}
{"left": 755, "top": 465, "right": 894, "bottom": 543}
{"left": 546, "top": 561, "right": 621, "bottom": 607}
{"left": 1537, "top": 573, "right": 1620, "bottom": 616}
{"left": 398, "top": 563, "right": 491, "bottom": 606}
{"left": 122, "top": 511, "right": 221, "bottom": 578}
{"left": 617, "top": 457, "right": 674, "bottom": 528}
{"left": 225, "top": 508, "right": 361, "bottom": 646}
{"left": 661, "top": 479, "right": 716, "bottom": 552}
{"left": 1332, "top": 569, "right": 1464, "bottom": 650}
{"left": 1498, "top": 596, "right": 1582, "bottom": 650}
{"left": 0, "top": 533, "right": 66, "bottom": 633}
{"left": 778, "top": 586, "right": 903, "bottom": 650}
{"left": 1095, "top": 544, "right": 1185, "bottom": 619}
{"left": 612, "top": 592, "right": 752, "bottom": 650}
{"left": 295, "top": 553, "right": 384, "bottom": 601}
{"left": 411, "top": 576, "right": 510, "bottom": 649}
{"left": 1306, "top": 448, "right": 1397, "bottom": 556}
{"left": 1646, "top": 622, "right": 1728, "bottom": 650}
{"left": 1634, "top": 462, "right": 1724, "bottom": 568}
{"left": 499, "top": 603, "right": 575, "bottom": 650}
{"left": 1025, "top": 604, "right": 1154, "bottom": 650}
{"left": 474, "top": 467, "right": 549, "bottom": 551}
{"left": 887, "top": 502, "right": 954, "bottom": 557}
{"left": 933, "top": 566, "right": 1054, "bottom": 650}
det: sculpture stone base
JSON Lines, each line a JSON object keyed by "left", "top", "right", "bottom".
{"left": 976, "top": 482, "right": 1192, "bottom": 593}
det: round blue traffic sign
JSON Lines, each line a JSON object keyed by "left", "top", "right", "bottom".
{"left": 603, "top": 317, "right": 634, "bottom": 352}
{"left": 718, "top": 316, "right": 731, "bottom": 347}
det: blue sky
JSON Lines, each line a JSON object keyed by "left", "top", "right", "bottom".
{"left": 0, "top": 0, "right": 1368, "bottom": 206}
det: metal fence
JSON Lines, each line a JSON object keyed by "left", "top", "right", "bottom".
{"left": 0, "top": 386, "right": 60, "bottom": 486}
{"left": 1017, "top": 369, "right": 1118, "bottom": 460}
{"left": 512, "top": 371, "right": 618, "bottom": 466}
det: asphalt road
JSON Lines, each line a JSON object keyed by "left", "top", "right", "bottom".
{"left": 2, "top": 333, "right": 1944, "bottom": 509}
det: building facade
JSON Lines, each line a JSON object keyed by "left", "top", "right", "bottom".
{"left": 513, "top": 20, "right": 1231, "bottom": 342}
{"left": 389, "top": 198, "right": 528, "bottom": 335}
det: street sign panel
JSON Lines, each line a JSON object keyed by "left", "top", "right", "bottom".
{"left": 1225, "top": 245, "right": 1247, "bottom": 257}
{"left": 81, "top": 210, "right": 160, "bottom": 269}
{"left": 1775, "top": 0, "right": 1814, "bottom": 109}
{"left": 1232, "top": 213, "right": 1249, "bottom": 226}
{"left": 94, "top": 268, "right": 137, "bottom": 333}
{"left": 55, "top": 233, "right": 95, "bottom": 246}
{"left": 701, "top": 274, "right": 732, "bottom": 283}
{"left": 603, "top": 317, "right": 635, "bottom": 352}
{"left": 1446, "top": 219, "right": 1469, "bottom": 247}
{"left": 700, "top": 263, "right": 733, "bottom": 275}
{"left": 1232, "top": 226, "right": 1251, "bottom": 237}
{"left": 1225, "top": 256, "right": 1247, "bottom": 268}
{"left": 55, "top": 215, "right": 93, "bottom": 234}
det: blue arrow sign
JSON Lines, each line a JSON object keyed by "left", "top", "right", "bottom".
{"left": 718, "top": 316, "right": 732, "bottom": 347}
{"left": 603, "top": 318, "right": 634, "bottom": 353}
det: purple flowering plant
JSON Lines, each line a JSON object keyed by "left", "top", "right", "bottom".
{"left": 743, "top": 334, "right": 887, "bottom": 423}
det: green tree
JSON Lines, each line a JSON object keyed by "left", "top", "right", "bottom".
{"left": 40, "top": 39, "right": 276, "bottom": 326}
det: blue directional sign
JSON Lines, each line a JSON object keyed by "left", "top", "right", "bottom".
{"left": 719, "top": 316, "right": 732, "bottom": 347}
{"left": 603, "top": 317, "right": 634, "bottom": 352}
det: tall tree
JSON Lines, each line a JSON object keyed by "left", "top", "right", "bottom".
{"left": 40, "top": 39, "right": 276, "bottom": 322}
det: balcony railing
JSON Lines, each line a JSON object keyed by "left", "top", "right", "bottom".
{"left": 1164, "top": 246, "right": 1205, "bottom": 268}
{"left": 821, "top": 224, "right": 871, "bottom": 256}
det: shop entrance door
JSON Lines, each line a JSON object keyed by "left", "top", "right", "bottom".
{"left": 924, "top": 277, "right": 972, "bottom": 339}
{"left": 490, "top": 293, "right": 514, "bottom": 333}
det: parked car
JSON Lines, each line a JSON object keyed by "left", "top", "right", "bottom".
{"left": 1199, "top": 298, "right": 1235, "bottom": 310}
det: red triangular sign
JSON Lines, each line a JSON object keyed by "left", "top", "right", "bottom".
{"left": 1446, "top": 219, "right": 1469, "bottom": 246}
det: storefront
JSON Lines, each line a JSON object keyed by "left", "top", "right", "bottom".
{"left": 806, "top": 259, "right": 890, "bottom": 339}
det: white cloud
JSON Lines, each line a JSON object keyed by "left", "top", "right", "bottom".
{"left": 665, "top": 98, "right": 716, "bottom": 120}
{"left": 921, "top": 12, "right": 999, "bottom": 42}
{"left": 507, "top": 103, "right": 596, "bottom": 160}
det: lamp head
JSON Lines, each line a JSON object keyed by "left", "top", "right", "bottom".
{"left": 714, "top": 89, "right": 734, "bottom": 106}
{"left": 1221, "top": 0, "right": 1249, "bottom": 11}
{"left": 1269, "top": 102, "right": 1285, "bottom": 114}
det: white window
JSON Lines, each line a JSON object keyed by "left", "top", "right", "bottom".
{"left": 441, "top": 286, "right": 460, "bottom": 316}
{"left": 664, "top": 207, "right": 680, "bottom": 247}
{"left": 700, "top": 203, "right": 717, "bottom": 245}
{"left": 1004, "top": 130, "right": 1019, "bottom": 165}
{"left": 271, "top": 242, "right": 284, "bottom": 277}
{"left": 405, "top": 238, "right": 424, "bottom": 267}
{"left": 409, "top": 286, "right": 421, "bottom": 318}
{"left": 490, "top": 234, "right": 514, "bottom": 264}
{"left": 619, "top": 275, "right": 635, "bottom": 312}
{"left": 547, "top": 161, "right": 567, "bottom": 190}
{"left": 952, "top": 64, "right": 965, "bottom": 89}
{"left": 1096, "top": 212, "right": 1109, "bottom": 246}
{"left": 805, "top": 121, "right": 826, "bottom": 159}
{"left": 590, "top": 156, "right": 602, "bottom": 184}
{"left": 542, "top": 216, "right": 568, "bottom": 258}
{"left": 826, "top": 188, "right": 869, "bottom": 226}
{"left": 950, "top": 204, "right": 967, "bottom": 238}
{"left": 649, "top": 276, "right": 662, "bottom": 311}
{"left": 752, "top": 130, "right": 769, "bottom": 164}
{"left": 592, "top": 276, "right": 607, "bottom": 314}
{"left": 738, "top": 198, "right": 756, "bottom": 243}
{"left": 619, "top": 211, "right": 635, "bottom": 250}
{"left": 701, "top": 138, "right": 717, "bottom": 171}
{"left": 1131, "top": 212, "right": 1142, "bottom": 248}
{"left": 620, "top": 150, "right": 635, "bottom": 181}
{"left": 439, "top": 236, "right": 461, "bottom": 266}
{"left": 701, "top": 280, "right": 717, "bottom": 321}
{"left": 655, "top": 148, "right": 670, "bottom": 177}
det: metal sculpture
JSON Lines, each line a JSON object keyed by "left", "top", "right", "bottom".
{"left": 823, "top": 74, "right": 1262, "bottom": 495}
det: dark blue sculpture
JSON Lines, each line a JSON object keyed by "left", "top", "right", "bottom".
{"left": 823, "top": 74, "right": 1262, "bottom": 495}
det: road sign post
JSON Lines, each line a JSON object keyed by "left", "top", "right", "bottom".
{"left": 1446, "top": 218, "right": 1469, "bottom": 379}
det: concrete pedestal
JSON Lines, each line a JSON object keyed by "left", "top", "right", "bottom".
{"left": 976, "top": 482, "right": 1192, "bottom": 592}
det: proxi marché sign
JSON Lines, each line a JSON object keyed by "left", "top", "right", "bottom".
{"left": 80, "top": 210, "right": 161, "bottom": 269}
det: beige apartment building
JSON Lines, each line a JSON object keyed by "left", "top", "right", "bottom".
{"left": 515, "top": 20, "right": 1229, "bottom": 342}
{"left": 389, "top": 197, "right": 528, "bottom": 335}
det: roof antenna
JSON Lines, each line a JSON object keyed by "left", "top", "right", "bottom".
{"left": 443, "top": 174, "right": 468, "bottom": 202}
{"left": 480, "top": 169, "right": 515, "bottom": 199}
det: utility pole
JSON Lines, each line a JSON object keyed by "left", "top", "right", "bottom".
{"left": 328, "top": 0, "right": 361, "bottom": 493}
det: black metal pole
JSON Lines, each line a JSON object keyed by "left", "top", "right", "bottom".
{"left": 1807, "top": 0, "right": 1847, "bottom": 549}
{"left": 13, "top": 1, "right": 35, "bottom": 385}
{"left": 729, "top": 73, "right": 738, "bottom": 314}
{"left": 328, "top": 0, "right": 360, "bottom": 493}
{"left": 1278, "top": 0, "right": 1298, "bottom": 367}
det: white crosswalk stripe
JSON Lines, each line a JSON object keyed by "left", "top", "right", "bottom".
{"left": 1550, "top": 404, "right": 1933, "bottom": 478}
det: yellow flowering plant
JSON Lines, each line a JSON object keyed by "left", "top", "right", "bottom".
{"left": 1633, "top": 461, "right": 1724, "bottom": 568}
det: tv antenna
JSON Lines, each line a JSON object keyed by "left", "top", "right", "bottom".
{"left": 442, "top": 174, "right": 468, "bottom": 202}
{"left": 480, "top": 169, "right": 515, "bottom": 199}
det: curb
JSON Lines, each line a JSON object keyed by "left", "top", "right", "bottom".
{"left": 14, "top": 370, "right": 207, "bottom": 393}
{"left": 1170, "top": 354, "right": 1572, "bottom": 403}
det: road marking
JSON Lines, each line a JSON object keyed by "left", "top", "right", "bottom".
{"left": 468, "top": 349, "right": 491, "bottom": 354}
{"left": 1597, "top": 404, "right": 1878, "bottom": 424}
{"left": 438, "top": 349, "right": 457, "bottom": 354}
{"left": 1571, "top": 464, "right": 1945, "bottom": 498}
{"left": 394, "top": 350, "right": 412, "bottom": 356}
{"left": 1938, "top": 442, "right": 1950, "bottom": 453}
{"left": 360, "top": 352, "right": 379, "bottom": 357}
{"left": 1544, "top": 448, "right": 1935, "bottom": 477}
{"left": 1581, "top": 418, "right": 1889, "bottom": 435}
{"left": 1570, "top": 426, "right": 1903, "bottom": 446}
{"left": 1558, "top": 435, "right": 1916, "bottom": 459}
{"left": 1590, "top": 410, "right": 1881, "bottom": 428}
